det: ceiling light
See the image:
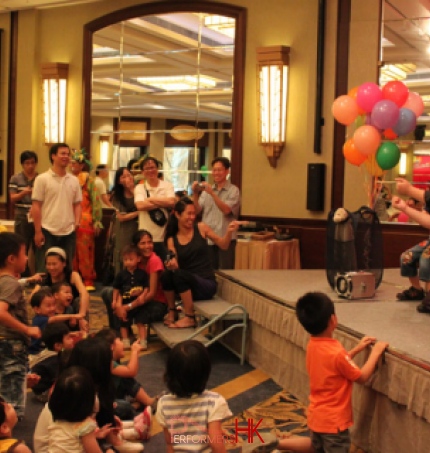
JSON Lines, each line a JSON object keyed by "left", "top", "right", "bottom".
{"left": 379, "top": 63, "right": 416, "bottom": 83}
{"left": 136, "top": 75, "right": 217, "bottom": 91}
{"left": 203, "top": 15, "right": 235, "bottom": 39}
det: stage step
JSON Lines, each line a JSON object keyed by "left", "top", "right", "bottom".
{"left": 151, "top": 296, "right": 248, "bottom": 364}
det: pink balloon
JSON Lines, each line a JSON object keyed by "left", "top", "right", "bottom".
{"left": 353, "top": 125, "right": 381, "bottom": 156}
{"left": 332, "top": 95, "right": 359, "bottom": 125}
{"left": 356, "top": 82, "right": 383, "bottom": 113}
{"left": 403, "top": 92, "right": 425, "bottom": 117}
{"left": 382, "top": 81, "right": 409, "bottom": 107}
{"left": 370, "top": 100, "right": 400, "bottom": 130}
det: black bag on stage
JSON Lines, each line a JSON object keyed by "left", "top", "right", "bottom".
{"left": 326, "top": 206, "right": 383, "bottom": 290}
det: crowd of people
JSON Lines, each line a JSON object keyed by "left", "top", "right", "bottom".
{"left": 0, "top": 142, "right": 394, "bottom": 452}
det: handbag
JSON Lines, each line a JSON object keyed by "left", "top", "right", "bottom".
{"left": 146, "top": 184, "right": 167, "bottom": 227}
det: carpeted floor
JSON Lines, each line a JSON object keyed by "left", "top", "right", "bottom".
{"left": 16, "top": 287, "right": 364, "bottom": 452}
{"left": 18, "top": 288, "right": 311, "bottom": 451}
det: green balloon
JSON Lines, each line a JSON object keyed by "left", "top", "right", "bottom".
{"left": 376, "top": 142, "right": 400, "bottom": 170}
{"left": 354, "top": 114, "right": 365, "bottom": 130}
{"left": 200, "top": 165, "right": 209, "bottom": 176}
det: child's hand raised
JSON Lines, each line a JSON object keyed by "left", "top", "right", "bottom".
{"left": 131, "top": 340, "right": 142, "bottom": 353}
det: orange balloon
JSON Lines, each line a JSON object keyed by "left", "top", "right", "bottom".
{"left": 383, "top": 128, "right": 398, "bottom": 140}
{"left": 353, "top": 125, "right": 381, "bottom": 156}
{"left": 343, "top": 139, "right": 367, "bottom": 166}
{"left": 348, "top": 86, "right": 366, "bottom": 115}
{"left": 364, "top": 153, "right": 384, "bottom": 177}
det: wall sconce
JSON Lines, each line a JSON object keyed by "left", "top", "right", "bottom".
{"left": 99, "top": 135, "right": 110, "bottom": 165}
{"left": 398, "top": 150, "right": 408, "bottom": 176}
{"left": 257, "top": 46, "right": 290, "bottom": 167}
{"left": 41, "top": 63, "right": 68, "bottom": 145}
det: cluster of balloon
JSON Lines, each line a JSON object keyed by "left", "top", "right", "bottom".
{"left": 332, "top": 81, "right": 424, "bottom": 174}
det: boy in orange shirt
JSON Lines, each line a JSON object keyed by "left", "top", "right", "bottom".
{"left": 295, "top": 292, "right": 388, "bottom": 453}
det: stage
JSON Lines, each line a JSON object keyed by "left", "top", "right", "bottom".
{"left": 216, "top": 268, "right": 430, "bottom": 453}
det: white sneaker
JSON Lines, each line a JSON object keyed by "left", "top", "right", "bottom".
{"left": 122, "top": 338, "right": 131, "bottom": 350}
{"left": 139, "top": 339, "right": 148, "bottom": 351}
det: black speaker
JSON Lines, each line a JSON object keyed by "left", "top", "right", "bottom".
{"left": 306, "top": 163, "right": 325, "bottom": 211}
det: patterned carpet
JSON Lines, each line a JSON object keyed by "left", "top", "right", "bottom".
{"left": 18, "top": 290, "right": 365, "bottom": 453}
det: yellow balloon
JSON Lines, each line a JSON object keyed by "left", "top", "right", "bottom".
{"left": 364, "top": 154, "right": 384, "bottom": 177}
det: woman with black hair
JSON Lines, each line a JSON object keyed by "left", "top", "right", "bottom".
{"left": 162, "top": 198, "right": 238, "bottom": 328}
{"left": 111, "top": 168, "right": 139, "bottom": 274}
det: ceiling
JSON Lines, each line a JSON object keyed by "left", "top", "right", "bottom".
{"left": 2, "top": 0, "right": 430, "bottom": 118}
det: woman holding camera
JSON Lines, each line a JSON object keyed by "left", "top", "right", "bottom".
{"left": 162, "top": 197, "right": 239, "bottom": 328}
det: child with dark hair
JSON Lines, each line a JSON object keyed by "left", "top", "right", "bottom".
{"left": 29, "top": 287, "right": 83, "bottom": 355}
{"left": 112, "top": 245, "right": 149, "bottom": 349}
{"left": 30, "top": 323, "right": 74, "bottom": 403}
{"left": 295, "top": 292, "right": 389, "bottom": 453}
{"left": 94, "top": 328, "right": 153, "bottom": 441}
{"left": 51, "top": 281, "right": 85, "bottom": 336}
{"left": 156, "top": 340, "right": 234, "bottom": 452}
{"left": 48, "top": 366, "right": 108, "bottom": 453}
{"left": 0, "top": 394, "right": 31, "bottom": 453}
{"left": 67, "top": 337, "right": 143, "bottom": 453}
{"left": 0, "top": 232, "right": 41, "bottom": 418}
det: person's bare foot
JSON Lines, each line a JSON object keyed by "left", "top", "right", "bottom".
{"left": 169, "top": 313, "right": 196, "bottom": 329}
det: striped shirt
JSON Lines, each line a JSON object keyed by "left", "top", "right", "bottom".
{"left": 156, "top": 390, "right": 232, "bottom": 452}
{"left": 9, "top": 171, "right": 37, "bottom": 212}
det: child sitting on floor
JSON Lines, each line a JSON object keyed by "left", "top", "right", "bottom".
{"left": 0, "top": 394, "right": 31, "bottom": 453}
{"left": 30, "top": 323, "right": 75, "bottom": 403}
{"left": 94, "top": 328, "right": 153, "bottom": 440}
{"left": 29, "top": 287, "right": 83, "bottom": 356}
{"left": 156, "top": 340, "right": 279, "bottom": 453}
{"left": 51, "top": 281, "right": 86, "bottom": 338}
{"left": 112, "top": 245, "right": 149, "bottom": 349}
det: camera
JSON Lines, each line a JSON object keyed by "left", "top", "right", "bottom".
{"left": 165, "top": 251, "right": 176, "bottom": 261}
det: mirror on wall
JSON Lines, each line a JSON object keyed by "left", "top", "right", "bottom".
{"left": 86, "top": 4, "right": 244, "bottom": 192}
{"left": 375, "top": 0, "right": 430, "bottom": 223}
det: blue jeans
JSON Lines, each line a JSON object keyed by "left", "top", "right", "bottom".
{"left": 400, "top": 239, "right": 430, "bottom": 282}
{"left": 0, "top": 339, "right": 27, "bottom": 417}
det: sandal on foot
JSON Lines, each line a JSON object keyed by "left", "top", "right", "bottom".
{"left": 396, "top": 286, "right": 425, "bottom": 301}
{"left": 169, "top": 313, "right": 196, "bottom": 329}
{"left": 164, "top": 308, "right": 179, "bottom": 326}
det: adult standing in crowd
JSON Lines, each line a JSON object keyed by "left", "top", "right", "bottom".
{"left": 162, "top": 198, "right": 239, "bottom": 328}
{"left": 8, "top": 150, "right": 39, "bottom": 276}
{"left": 192, "top": 157, "right": 240, "bottom": 269}
{"left": 32, "top": 143, "right": 82, "bottom": 272}
{"left": 94, "top": 164, "right": 114, "bottom": 208}
{"left": 111, "top": 167, "right": 139, "bottom": 274}
{"left": 134, "top": 157, "right": 175, "bottom": 261}
{"left": 69, "top": 150, "right": 103, "bottom": 291}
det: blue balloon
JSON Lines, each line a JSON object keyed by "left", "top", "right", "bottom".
{"left": 393, "top": 108, "right": 416, "bottom": 136}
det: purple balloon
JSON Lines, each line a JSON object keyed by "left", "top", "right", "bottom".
{"left": 393, "top": 108, "right": 417, "bottom": 136}
{"left": 356, "top": 82, "right": 383, "bottom": 113}
{"left": 370, "top": 100, "right": 399, "bottom": 130}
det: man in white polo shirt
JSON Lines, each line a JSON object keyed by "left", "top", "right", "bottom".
{"left": 32, "top": 143, "right": 82, "bottom": 272}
